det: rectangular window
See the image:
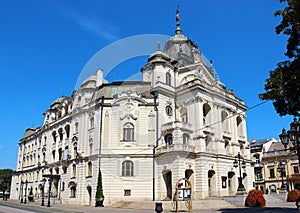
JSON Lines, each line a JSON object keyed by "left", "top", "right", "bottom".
{"left": 294, "top": 166, "right": 299, "bottom": 174}
{"left": 269, "top": 168, "right": 275, "bottom": 178}
{"left": 124, "top": 190, "right": 131, "bottom": 196}
{"left": 256, "top": 171, "right": 263, "bottom": 180}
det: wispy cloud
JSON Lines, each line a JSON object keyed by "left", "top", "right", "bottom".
{"left": 59, "top": 5, "right": 119, "bottom": 41}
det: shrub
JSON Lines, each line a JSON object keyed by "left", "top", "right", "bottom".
{"left": 245, "top": 189, "right": 266, "bottom": 207}
{"left": 287, "top": 189, "right": 300, "bottom": 202}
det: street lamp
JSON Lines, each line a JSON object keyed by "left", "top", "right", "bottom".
{"left": 233, "top": 152, "right": 246, "bottom": 194}
{"left": 277, "top": 160, "right": 286, "bottom": 190}
{"left": 24, "top": 180, "right": 28, "bottom": 204}
{"left": 279, "top": 117, "right": 300, "bottom": 164}
{"left": 41, "top": 178, "right": 46, "bottom": 206}
{"left": 47, "top": 178, "right": 52, "bottom": 207}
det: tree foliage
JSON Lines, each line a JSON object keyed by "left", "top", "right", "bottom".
{"left": 95, "top": 169, "right": 104, "bottom": 200}
{"left": 0, "top": 169, "right": 13, "bottom": 192}
{"left": 259, "top": 0, "right": 300, "bottom": 116}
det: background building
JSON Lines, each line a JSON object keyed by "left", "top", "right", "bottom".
{"left": 11, "top": 10, "right": 253, "bottom": 206}
{"left": 251, "top": 139, "right": 300, "bottom": 193}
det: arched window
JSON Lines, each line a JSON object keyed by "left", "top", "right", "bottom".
{"left": 89, "top": 143, "right": 93, "bottom": 155}
{"left": 70, "top": 186, "right": 76, "bottom": 198}
{"left": 52, "top": 131, "right": 57, "bottom": 143}
{"left": 183, "top": 133, "right": 189, "bottom": 145}
{"left": 90, "top": 117, "right": 94, "bottom": 129}
{"left": 181, "top": 108, "right": 188, "bottom": 123}
{"left": 58, "top": 128, "right": 63, "bottom": 141}
{"left": 203, "top": 103, "right": 211, "bottom": 126}
{"left": 236, "top": 116, "right": 243, "bottom": 136}
{"left": 64, "top": 104, "right": 69, "bottom": 115}
{"left": 72, "top": 164, "right": 76, "bottom": 178}
{"left": 165, "top": 134, "right": 173, "bottom": 145}
{"left": 221, "top": 110, "right": 229, "bottom": 132}
{"left": 123, "top": 123, "right": 134, "bottom": 141}
{"left": 65, "top": 125, "right": 70, "bottom": 139}
{"left": 166, "top": 72, "right": 171, "bottom": 86}
{"left": 225, "top": 140, "right": 230, "bottom": 155}
{"left": 122, "top": 160, "right": 134, "bottom": 176}
{"left": 87, "top": 162, "right": 92, "bottom": 177}
{"left": 75, "top": 122, "right": 79, "bottom": 133}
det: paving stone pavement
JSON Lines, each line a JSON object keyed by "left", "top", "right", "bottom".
{"left": 0, "top": 196, "right": 298, "bottom": 213}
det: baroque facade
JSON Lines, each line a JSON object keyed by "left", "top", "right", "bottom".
{"left": 11, "top": 10, "right": 253, "bottom": 206}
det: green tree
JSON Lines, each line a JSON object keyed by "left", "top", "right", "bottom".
{"left": 259, "top": 0, "right": 300, "bottom": 116}
{"left": 0, "top": 169, "right": 13, "bottom": 197}
{"left": 95, "top": 169, "right": 104, "bottom": 207}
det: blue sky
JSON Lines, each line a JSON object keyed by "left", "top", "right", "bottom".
{"left": 0, "top": 0, "right": 293, "bottom": 169}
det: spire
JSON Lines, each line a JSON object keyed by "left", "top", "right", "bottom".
{"left": 175, "top": 5, "right": 182, "bottom": 34}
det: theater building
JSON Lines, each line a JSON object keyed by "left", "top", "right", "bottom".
{"left": 10, "top": 10, "right": 253, "bottom": 206}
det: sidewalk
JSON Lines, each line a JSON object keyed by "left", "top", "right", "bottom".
{"left": 0, "top": 197, "right": 298, "bottom": 213}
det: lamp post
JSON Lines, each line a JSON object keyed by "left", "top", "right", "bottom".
{"left": 233, "top": 152, "right": 246, "bottom": 194}
{"left": 24, "top": 180, "right": 28, "bottom": 204}
{"left": 277, "top": 160, "right": 286, "bottom": 191}
{"left": 279, "top": 117, "right": 300, "bottom": 165}
{"left": 20, "top": 181, "right": 23, "bottom": 203}
{"left": 47, "top": 177, "right": 52, "bottom": 207}
{"left": 41, "top": 178, "right": 46, "bottom": 206}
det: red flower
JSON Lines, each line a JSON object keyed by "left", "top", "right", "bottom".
{"left": 245, "top": 189, "right": 266, "bottom": 207}
{"left": 287, "top": 189, "right": 300, "bottom": 202}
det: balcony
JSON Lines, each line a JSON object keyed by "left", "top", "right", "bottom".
{"left": 223, "top": 131, "right": 231, "bottom": 139}
{"left": 161, "top": 121, "right": 193, "bottom": 133}
{"left": 155, "top": 143, "right": 196, "bottom": 155}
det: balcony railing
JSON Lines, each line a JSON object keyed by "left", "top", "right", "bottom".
{"left": 156, "top": 144, "right": 196, "bottom": 155}
{"left": 161, "top": 121, "right": 192, "bottom": 133}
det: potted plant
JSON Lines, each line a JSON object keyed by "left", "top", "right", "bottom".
{"left": 28, "top": 186, "right": 34, "bottom": 202}
{"left": 245, "top": 189, "right": 266, "bottom": 207}
{"left": 95, "top": 169, "right": 104, "bottom": 207}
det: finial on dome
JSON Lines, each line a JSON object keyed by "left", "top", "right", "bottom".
{"left": 157, "top": 42, "right": 161, "bottom": 51}
{"left": 176, "top": 5, "right": 182, "bottom": 34}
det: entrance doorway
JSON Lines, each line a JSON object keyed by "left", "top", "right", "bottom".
{"left": 163, "top": 170, "right": 172, "bottom": 200}
{"left": 228, "top": 171, "right": 235, "bottom": 195}
{"left": 86, "top": 185, "right": 92, "bottom": 206}
{"left": 208, "top": 170, "right": 216, "bottom": 196}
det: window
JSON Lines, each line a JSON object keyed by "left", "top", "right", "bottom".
{"left": 72, "top": 164, "right": 76, "bottom": 178}
{"left": 87, "top": 162, "right": 92, "bottom": 177}
{"left": 89, "top": 143, "right": 93, "bottom": 155}
{"left": 166, "top": 106, "right": 173, "bottom": 116}
{"left": 123, "top": 123, "right": 134, "bottom": 141}
{"left": 90, "top": 117, "right": 94, "bottom": 129}
{"left": 294, "top": 166, "right": 299, "bottom": 174}
{"left": 269, "top": 168, "right": 275, "bottom": 178}
{"left": 70, "top": 186, "right": 76, "bottom": 198}
{"left": 65, "top": 125, "right": 70, "bottom": 138}
{"left": 75, "top": 122, "right": 79, "bottom": 133}
{"left": 58, "top": 128, "right": 63, "bottom": 141}
{"left": 61, "top": 182, "right": 65, "bottom": 191}
{"left": 124, "top": 190, "right": 131, "bottom": 196}
{"left": 165, "top": 134, "right": 173, "bottom": 145}
{"left": 181, "top": 108, "right": 188, "bottom": 123}
{"left": 255, "top": 155, "right": 260, "bottom": 164}
{"left": 183, "top": 134, "right": 189, "bottom": 145}
{"left": 122, "top": 160, "right": 134, "bottom": 176}
{"left": 203, "top": 103, "right": 211, "bottom": 125}
{"left": 52, "top": 150, "right": 56, "bottom": 162}
{"left": 52, "top": 131, "right": 57, "bottom": 143}
{"left": 166, "top": 72, "right": 171, "bottom": 86}
{"left": 256, "top": 171, "right": 263, "bottom": 180}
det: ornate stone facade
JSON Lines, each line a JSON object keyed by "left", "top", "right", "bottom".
{"left": 10, "top": 11, "right": 253, "bottom": 206}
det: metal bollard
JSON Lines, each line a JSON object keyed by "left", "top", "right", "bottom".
{"left": 155, "top": 202, "right": 163, "bottom": 213}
